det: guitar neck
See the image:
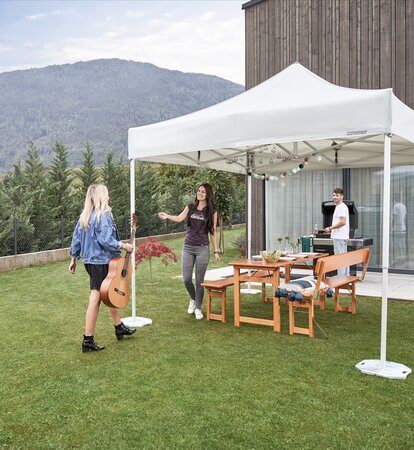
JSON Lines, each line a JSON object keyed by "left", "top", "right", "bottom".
{"left": 122, "top": 234, "right": 133, "bottom": 270}
{"left": 124, "top": 251, "right": 131, "bottom": 266}
{"left": 123, "top": 217, "right": 136, "bottom": 269}
{"left": 122, "top": 214, "right": 136, "bottom": 276}
{"left": 129, "top": 213, "right": 137, "bottom": 247}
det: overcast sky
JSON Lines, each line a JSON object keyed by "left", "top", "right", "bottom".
{"left": 0, "top": 0, "right": 245, "bottom": 85}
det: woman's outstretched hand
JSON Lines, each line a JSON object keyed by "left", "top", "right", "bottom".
{"left": 158, "top": 212, "right": 168, "bottom": 220}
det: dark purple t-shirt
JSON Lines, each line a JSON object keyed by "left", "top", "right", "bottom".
{"left": 184, "top": 204, "right": 216, "bottom": 246}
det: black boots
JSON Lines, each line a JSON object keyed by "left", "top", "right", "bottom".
{"left": 82, "top": 323, "right": 135, "bottom": 352}
{"left": 82, "top": 335, "right": 105, "bottom": 353}
{"left": 115, "top": 322, "right": 136, "bottom": 341}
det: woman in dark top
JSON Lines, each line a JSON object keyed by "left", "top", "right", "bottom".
{"left": 158, "top": 183, "right": 220, "bottom": 320}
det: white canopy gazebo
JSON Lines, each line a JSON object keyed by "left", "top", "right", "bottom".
{"left": 126, "top": 63, "right": 413, "bottom": 379}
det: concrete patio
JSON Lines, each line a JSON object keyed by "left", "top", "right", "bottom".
{"left": 353, "top": 271, "right": 413, "bottom": 301}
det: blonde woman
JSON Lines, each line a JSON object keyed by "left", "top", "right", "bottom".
{"left": 69, "top": 184, "right": 136, "bottom": 352}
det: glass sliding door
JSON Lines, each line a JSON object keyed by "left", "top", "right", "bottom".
{"left": 265, "top": 169, "right": 342, "bottom": 251}
{"left": 351, "top": 166, "right": 414, "bottom": 270}
{"left": 265, "top": 165, "right": 414, "bottom": 272}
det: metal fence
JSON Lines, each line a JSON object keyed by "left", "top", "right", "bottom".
{"left": 0, "top": 211, "right": 245, "bottom": 257}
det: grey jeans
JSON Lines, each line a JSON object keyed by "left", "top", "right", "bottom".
{"left": 333, "top": 239, "right": 350, "bottom": 276}
{"left": 182, "top": 244, "right": 210, "bottom": 309}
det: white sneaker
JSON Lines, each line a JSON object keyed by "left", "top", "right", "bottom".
{"left": 187, "top": 299, "right": 196, "bottom": 315}
{"left": 195, "top": 308, "right": 204, "bottom": 320}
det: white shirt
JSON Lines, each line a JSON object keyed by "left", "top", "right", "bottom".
{"left": 331, "top": 202, "right": 349, "bottom": 240}
{"left": 393, "top": 202, "right": 407, "bottom": 232}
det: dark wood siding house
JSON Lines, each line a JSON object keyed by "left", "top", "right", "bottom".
{"left": 242, "top": 0, "right": 414, "bottom": 261}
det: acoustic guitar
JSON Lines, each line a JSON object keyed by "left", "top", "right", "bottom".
{"left": 100, "top": 213, "right": 137, "bottom": 309}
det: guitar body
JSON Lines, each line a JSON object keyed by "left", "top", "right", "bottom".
{"left": 100, "top": 213, "right": 136, "bottom": 309}
{"left": 100, "top": 257, "right": 132, "bottom": 309}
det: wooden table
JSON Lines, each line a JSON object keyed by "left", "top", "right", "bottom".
{"left": 229, "top": 254, "right": 328, "bottom": 333}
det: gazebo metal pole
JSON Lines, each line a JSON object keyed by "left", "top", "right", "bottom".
{"left": 380, "top": 133, "right": 391, "bottom": 364}
{"left": 241, "top": 172, "right": 261, "bottom": 295}
{"left": 130, "top": 158, "right": 137, "bottom": 320}
{"left": 247, "top": 173, "right": 252, "bottom": 259}
{"left": 355, "top": 134, "right": 411, "bottom": 379}
{"left": 122, "top": 158, "right": 152, "bottom": 328}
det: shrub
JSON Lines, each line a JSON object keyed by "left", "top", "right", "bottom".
{"left": 135, "top": 236, "right": 177, "bottom": 282}
{"left": 231, "top": 232, "right": 246, "bottom": 257}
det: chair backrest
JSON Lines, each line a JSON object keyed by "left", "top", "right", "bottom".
{"left": 315, "top": 248, "right": 371, "bottom": 280}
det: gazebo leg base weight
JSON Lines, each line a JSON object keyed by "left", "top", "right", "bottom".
{"left": 240, "top": 288, "right": 262, "bottom": 294}
{"left": 355, "top": 359, "right": 411, "bottom": 380}
{"left": 122, "top": 317, "right": 152, "bottom": 328}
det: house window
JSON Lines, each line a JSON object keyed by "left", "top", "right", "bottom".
{"left": 351, "top": 166, "right": 414, "bottom": 270}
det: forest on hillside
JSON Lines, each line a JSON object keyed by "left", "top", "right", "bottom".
{"left": 0, "top": 140, "right": 245, "bottom": 257}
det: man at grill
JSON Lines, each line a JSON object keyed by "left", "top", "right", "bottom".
{"left": 324, "top": 188, "right": 350, "bottom": 275}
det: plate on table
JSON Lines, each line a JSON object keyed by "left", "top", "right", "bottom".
{"left": 251, "top": 255, "right": 263, "bottom": 261}
{"left": 279, "top": 256, "right": 297, "bottom": 261}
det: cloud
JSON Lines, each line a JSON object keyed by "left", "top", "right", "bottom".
{"left": 46, "top": 13, "right": 244, "bottom": 83}
{"left": 201, "top": 11, "right": 216, "bottom": 21}
{"left": 27, "top": 10, "right": 63, "bottom": 21}
{"left": 5, "top": 2, "right": 245, "bottom": 84}
{"left": 125, "top": 10, "right": 146, "bottom": 18}
{"left": 0, "top": 44, "right": 12, "bottom": 54}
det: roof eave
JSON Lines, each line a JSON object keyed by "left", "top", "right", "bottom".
{"left": 242, "top": 0, "right": 265, "bottom": 11}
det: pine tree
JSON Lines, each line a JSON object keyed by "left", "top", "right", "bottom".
{"left": 0, "top": 165, "right": 34, "bottom": 255}
{"left": 78, "top": 142, "right": 99, "bottom": 199}
{"left": 162, "top": 170, "right": 186, "bottom": 234}
{"left": 23, "top": 141, "right": 57, "bottom": 251}
{"left": 157, "top": 164, "right": 197, "bottom": 199}
{"left": 2, "top": 162, "right": 26, "bottom": 208}
{"left": 135, "top": 163, "right": 160, "bottom": 237}
{"left": 102, "top": 152, "right": 130, "bottom": 237}
{"left": 102, "top": 151, "right": 117, "bottom": 194}
{"left": 49, "top": 140, "right": 74, "bottom": 218}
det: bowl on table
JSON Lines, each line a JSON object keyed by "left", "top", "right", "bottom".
{"left": 260, "top": 250, "right": 283, "bottom": 262}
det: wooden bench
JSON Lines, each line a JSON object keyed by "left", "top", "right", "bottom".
{"left": 288, "top": 248, "right": 371, "bottom": 338}
{"left": 202, "top": 270, "right": 271, "bottom": 323}
{"left": 201, "top": 277, "right": 234, "bottom": 323}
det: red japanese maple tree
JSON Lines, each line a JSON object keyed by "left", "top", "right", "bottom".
{"left": 135, "top": 236, "right": 177, "bottom": 282}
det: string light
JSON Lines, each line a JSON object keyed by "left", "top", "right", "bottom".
{"left": 247, "top": 156, "right": 310, "bottom": 181}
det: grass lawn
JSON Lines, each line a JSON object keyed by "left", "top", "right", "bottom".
{"left": 0, "top": 228, "right": 413, "bottom": 449}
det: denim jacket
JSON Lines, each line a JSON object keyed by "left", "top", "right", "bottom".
{"left": 70, "top": 211, "right": 121, "bottom": 264}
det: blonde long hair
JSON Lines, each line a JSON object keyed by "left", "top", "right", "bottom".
{"left": 79, "top": 184, "right": 111, "bottom": 229}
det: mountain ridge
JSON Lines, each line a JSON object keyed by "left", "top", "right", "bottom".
{"left": 0, "top": 58, "right": 244, "bottom": 171}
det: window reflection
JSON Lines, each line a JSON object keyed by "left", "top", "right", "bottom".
{"left": 266, "top": 166, "right": 414, "bottom": 271}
